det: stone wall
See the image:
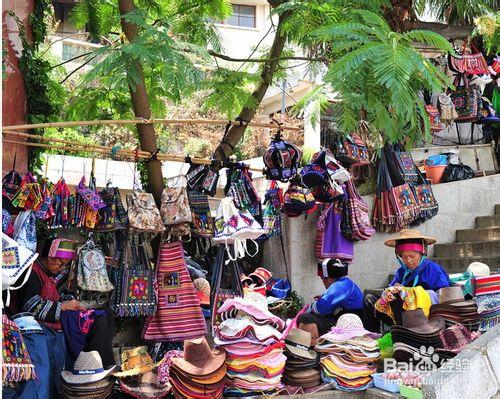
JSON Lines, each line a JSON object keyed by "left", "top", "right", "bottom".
{"left": 263, "top": 174, "right": 500, "bottom": 303}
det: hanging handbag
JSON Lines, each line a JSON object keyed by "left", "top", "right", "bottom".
{"left": 449, "top": 42, "right": 489, "bottom": 75}
{"left": 425, "top": 105, "right": 444, "bottom": 132}
{"left": 345, "top": 179, "right": 375, "bottom": 241}
{"left": 334, "top": 134, "right": 359, "bottom": 163}
{"left": 188, "top": 190, "right": 214, "bottom": 238}
{"left": 410, "top": 167, "right": 439, "bottom": 222}
{"left": 186, "top": 164, "right": 208, "bottom": 191}
{"left": 160, "top": 175, "right": 192, "bottom": 226}
{"left": 315, "top": 203, "right": 354, "bottom": 262}
{"left": 450, "top": 74, "right": 480, "bottom": 122}
{"left": 211, "top": 245, "right": 244, "bottom": 328}
{"left": 10, "top": 173, "right": 43, "bottom": 211}
{"left": 96, "top": 186, "right": 129, "bottom": 231}
{"left": 76, "top": 238, "right": 114, "bottom": 308}
{"left": 126, "top": 191, "right": 164, "bottom": 234}
{"left": 263, "top": 133, "right": 302, "bottom": 182}
{"left": 114, "top": 235, "right": 157, "bottom": 317}
{"left": 282, "top": 176, "right": 317, "bottom": 217}
{"left": 201, "top": 167, "right": 220, "bottom": 197}
{"left": 34, "top": 178, "right": 55, "bottom": 221}
{"left": 262, "top": 181, "right": 283, "bottom": 238}
{"left": 225, "top": 165, "right": 261, "bottom": 217}
{"left": 438, "top": 93, "right": 458, "bottom": 124}
{"left": 392, "top": 145, "right": 419, "bottom": 183}
{"left": 50, "top": 177, "right": 71, "bottom": 228}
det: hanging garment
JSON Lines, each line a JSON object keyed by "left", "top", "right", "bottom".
{"left": 316, "top": 204, "right": 354, "bottom": 262}
{"left": 143, "top": 241, "right": 206, "bottom": 342}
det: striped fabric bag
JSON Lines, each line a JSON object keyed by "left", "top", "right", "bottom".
{"left": 143, "top": 241, "right": 206, "bottom": 342}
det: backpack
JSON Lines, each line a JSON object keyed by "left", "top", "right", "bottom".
{"left": 282, "top": 177, "right": 317, "bottom": 217}
{"left": 425, "top": 105, "right": 444, "bottom": 132}
{"left": 160, "top": 176, "right": 192, "bottom": 226}
{"left": 263, "top": 135, "right": 302, "bottom": 182}
{"left": 438, "top": 93, "right": 458, "bottom": 124}
{"left": 96, "top": 187, "right": 129, "bottom": 231}
{"left": 126, "top": 191, "right": 164, "bottom": 234}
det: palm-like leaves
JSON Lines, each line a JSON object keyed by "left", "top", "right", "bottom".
{"left": 315, "top": 10, "right": 453, "bottom": 144}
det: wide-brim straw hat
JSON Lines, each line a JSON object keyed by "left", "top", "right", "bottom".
{"left": 284, "top": 328, "right": 317, "bottom": 360}
{"left": 61, "top": 351, "right": 115, "bottom": 385}
{"left": 384, "top": 229, "right": 437, "bottom": 247}
{"left": 114, "top": 346, "right": 157, "bottom": 378}
{"left": 61, "top": 378, "right": 114, "bottom": 399}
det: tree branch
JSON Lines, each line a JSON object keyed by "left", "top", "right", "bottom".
{"left": 212, "top": 2, "right": 294, "bottom": 161}
{"left": 208, "top": 50, "right": 326, "bottom": 63}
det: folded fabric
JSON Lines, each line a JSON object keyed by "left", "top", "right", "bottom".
{"left": 375, "top": 286, "right": 432, "bottom": 322}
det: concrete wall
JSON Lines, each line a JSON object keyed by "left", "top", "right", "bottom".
{"left": 423, "top": 324, "right": 500, "bottom": 399}
{"left": 263, "top": 174, "right": 500, "bottom": 303}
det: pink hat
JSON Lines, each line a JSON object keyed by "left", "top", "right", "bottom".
{"left": 48, "top": 239, "right": 78, "bottom": 260}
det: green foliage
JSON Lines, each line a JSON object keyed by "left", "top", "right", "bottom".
{"left": 414, "top": 0, "right": 499, "bottom": 25}
{"left": 314, "top": 10, "right": 454, "bottom": 145}
{"left": 472, "top": 12, "right": 500, "bottom": 55}
{"left": 184, "top": 137, "right": 212, "bottom": 157}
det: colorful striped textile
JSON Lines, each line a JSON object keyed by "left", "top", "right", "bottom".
{"left": 143, "top": 241, "right": 206, "bottom": 342}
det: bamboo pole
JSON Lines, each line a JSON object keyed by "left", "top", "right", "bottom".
{"left": 2, "top": 138, "right": 264, "bottom": 172}
{"left": 2, "top": 118, "right": 302, "bottom": 132}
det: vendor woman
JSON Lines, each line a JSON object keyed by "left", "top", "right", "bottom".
{"left": 9, "top": 238, "right": 115, "bottom": 398}
{"left": 364, "top": 229, "right": 451, "bottom": 332}
{"left": 298, "top": 258, "right": 364, "bottom": 345}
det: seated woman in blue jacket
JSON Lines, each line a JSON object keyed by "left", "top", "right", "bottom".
{"left": 298, "top": 258, "right": 364, "bottom": 345}
{"left": 364, "top": 229, "right": 451, "bottom": 332}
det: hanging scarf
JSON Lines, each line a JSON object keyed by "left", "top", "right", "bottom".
{"left": 397, "top": 256, "right": 427, "bottom": 287}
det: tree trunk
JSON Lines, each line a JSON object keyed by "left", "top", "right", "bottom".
{"left": 212, "top": 2, "right": 292, "bottom": 161}
{"left": 118, "top": 0, "right": 163, "bottom": 205}
{"left": 384, "top": 0, "right": 418, "bottom": 33}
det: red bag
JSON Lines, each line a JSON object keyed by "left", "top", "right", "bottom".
{"left": 449, "top": 42, "right": 489, "bottom": 75}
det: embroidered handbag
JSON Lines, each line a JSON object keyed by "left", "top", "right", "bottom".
{"left": 160, "top": 176, "right": 192, "bottom": 226}
{"left": 282, "top": 176, "right": 317, "bottom": 217}
{"left": 200, "top": 167, "right": 219, "bottom": 197}
{"left": 76, "top": 176, "right": 106, "bottom": 212}
{"left": 77, "top": 239, "right": 114, "bottom": 293}
{"left": 188, "top": 190, "right": 214, "bottom": 238}
{"left": 263, "top": 134, "right": 302, "bottom": 182}
{"left": 450, "top": 74, "right": 480, "bottom": 122}
{"left": 97, "top": 186, "right": 129, "bottom": 231}
{"left": 323, "top": 149, "right": 351, "bottom": 182}
{"left": 2, "top": 314, "right": 35, "bottom": 384}
{"left": 334, "top": 134, "right": 359, "bottom": 163}
{"left": 10, "top": 173, "right": 43, "bottom": 211}
{"left": 262, "top": 181, "right": 283, "bottom": 238}
{"left": 186, "top": 164, "right": 208, "bottom": 191}
{"left": 449, "top": 42, "right": 489, "bottom": 75}
{"left": 2, "top": 169, "right": 23, "bottom": 213}
{"left": 392, "top": 146, "right": 419, "bottom": 183}
{"left": 34, "top": 179, "right": 55, "bottom": 221}
{"left": 165, "top": 222, "right": 192, "bottom": 241}
{"left": 126, "top": 191, "right": 164, "bottom": 234}
{"left": 410, "top": 167, "right": 438, "bottom": 222}
{"left": 211, "top": 245, "right": 244, "bottom": 328}
{"left": 50, "top": 177, "right": 71, "bottom": 228}
{"left": 225, "top": 165, "right": 261, "bottom": 217}
{"left": 425, "top": 105, "right": 444, "bottom": 132}
{"left": 345, "top": 179, "right": 375, "bottom": 241}
{"left": 114, "top": 235, "right": 157, "bottom": 317}
{"left": 438, "top": 93, "right": 458, "bottom": 124}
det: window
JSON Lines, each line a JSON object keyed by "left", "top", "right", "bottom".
{"left": 224, "top": 4, "right": 256, "bottom": 28}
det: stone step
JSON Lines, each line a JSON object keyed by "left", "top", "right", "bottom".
{"left": 455, "top": 227, "right": 500, "bottom": 243}
{"left": 476, "top": 215, "right": 500, "bottom": 228}
{"left": 270, "top": 387, "right": 398, "bottom": 399}
{"left": 429, "top": 255, "right": 500, "bottom": 274}
{"left": 496, "top": 204, "right": 500, "bottom": 215}
{"left": 434, "top": 241, "right": 500, "bottom": 258}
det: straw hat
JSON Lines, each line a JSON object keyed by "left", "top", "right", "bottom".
{"left": 61, "top": 351, "right": 115, "bottom": 384}
{"left": 118, "top": 370, "right": 170, "bottom": 399}
{"left": 467, "top": 262, "right": 490, "bottom": 277}
{"left": 437, "top": 287, "right": 465, "bottom": 304}
{"left": 114, "top": 347, "right": 157, "bottom": 378}
{"left": 384, "top": 229, "right": 436, "bottom": 247}
{"left": 284, "top": 328, "right": 318, "bottom": 360}
{"left": 249, "top": 267, "right": 273, "bottom": 285}
{"left": 171, "top": 337, "right": 226, "bottom": 376}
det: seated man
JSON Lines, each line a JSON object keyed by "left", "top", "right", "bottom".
{"left": 298, "top": 258, "right": 364, "bottom": 345}
{"left": 8, "top": 238, "right": 115, "bottom": 398}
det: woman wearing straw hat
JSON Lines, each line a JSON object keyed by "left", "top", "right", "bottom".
{"left": 363, "top": 229, "right": 451, "bottom": 332}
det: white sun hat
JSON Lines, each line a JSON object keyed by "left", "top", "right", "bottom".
{"left": 61, "top": 351, "right": 115, "bottom": 384}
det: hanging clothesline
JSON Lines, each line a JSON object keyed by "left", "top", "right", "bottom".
{"left": 1, "top": 117, "right": 301, "bottom": 132}
{"left": 3, "top": 131, "right": 264, "bottom": 172}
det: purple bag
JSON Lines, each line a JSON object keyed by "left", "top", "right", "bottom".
{"left": 76, "top": 177, "right": 106, "bottom": 211}
{"left": 315, "top": 203, "right": 354, "bottom": 262}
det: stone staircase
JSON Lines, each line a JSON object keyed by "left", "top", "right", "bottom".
{"left": 429, "top": 204, "right": 500, "bottom": 274}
